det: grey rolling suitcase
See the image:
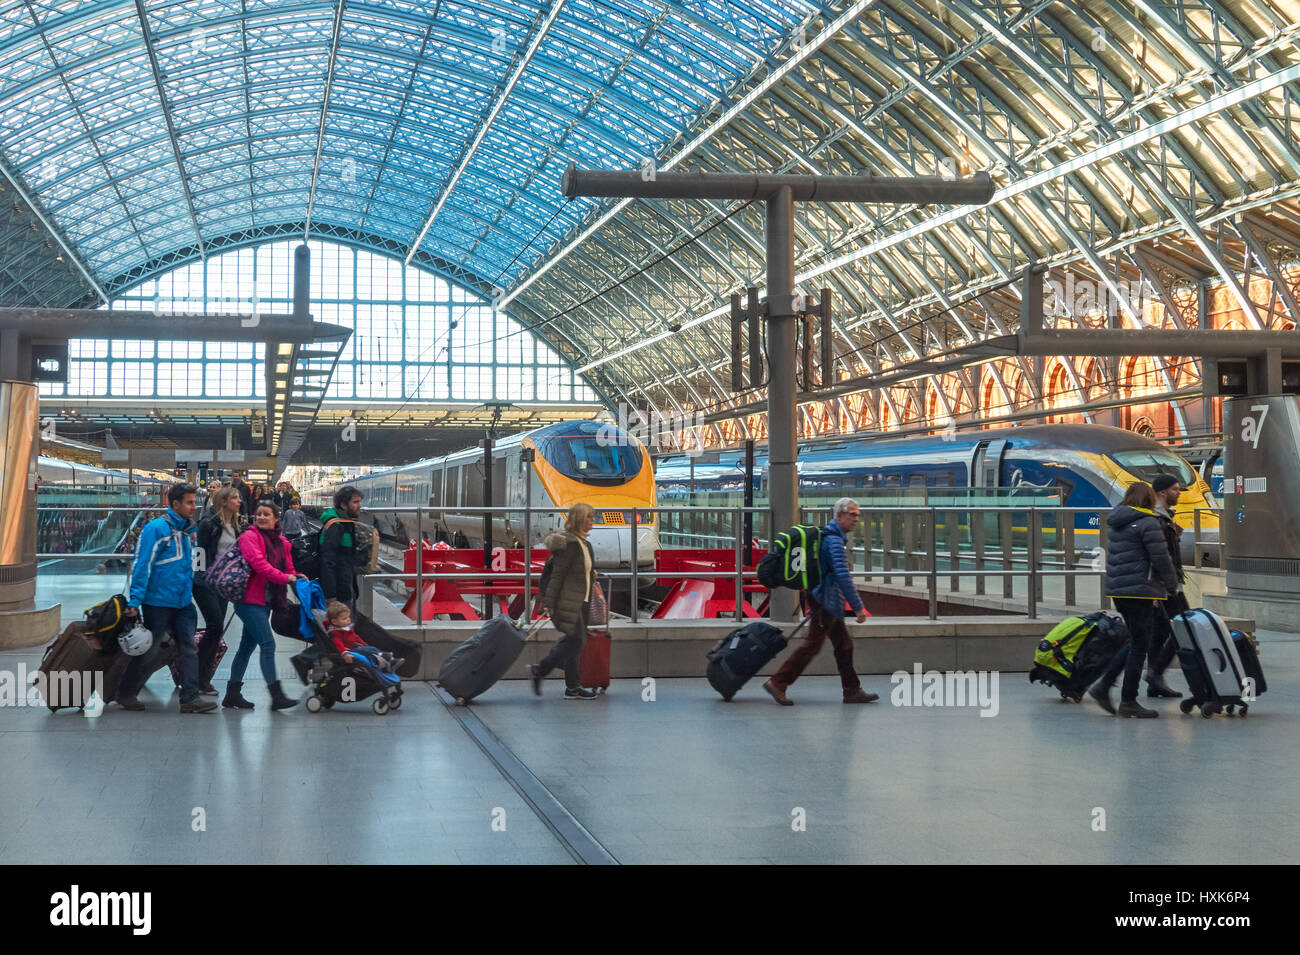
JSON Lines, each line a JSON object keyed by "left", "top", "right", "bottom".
{"left": 437, "top": 614, "right": 545, "bottom": 703}
{"left": 1169, "top": 608, "right": 1251, "bottom": 717}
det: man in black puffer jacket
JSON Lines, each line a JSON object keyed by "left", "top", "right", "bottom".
{"left": 1089, "top": 482, "right": 1179, "bottom": 718}
{"left": 1143, "top": 474, "right": 1188, "bottom": 697}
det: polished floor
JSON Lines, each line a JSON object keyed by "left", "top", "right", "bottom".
{"left": 3, "top": 582, "right": 1296, "bottom": 864}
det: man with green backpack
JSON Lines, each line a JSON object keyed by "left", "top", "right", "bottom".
{"left": 762, "top": 497, "right": 876, "bottom": 706}
{"left": 320, "top": 485, "right": 365, "bottom": 612}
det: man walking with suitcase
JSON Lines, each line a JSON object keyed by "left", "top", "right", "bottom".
{"left": 763, "top": 498, "right": 877, "bottom": 705}
{"left": 117, "top": 483, "right": 217, "bottom": 713}
{"left": 1144, "top": 474, "right": 1187, "bottom": 698}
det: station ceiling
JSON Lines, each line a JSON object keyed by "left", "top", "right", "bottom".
{"left": 1, "top": 0, "right": 1298, "bottom": 441}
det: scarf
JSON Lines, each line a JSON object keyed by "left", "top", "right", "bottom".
{"left": 258, "top": 525, "right": 288, "bottom": 609}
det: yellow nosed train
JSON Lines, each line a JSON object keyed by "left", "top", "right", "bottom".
{"left": 307, "top": 420, "right": 659, "bottom": 568}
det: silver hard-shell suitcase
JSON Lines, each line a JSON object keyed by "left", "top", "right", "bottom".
{"left": 1169, "top": 608, "right": 1250, "bottom": 717}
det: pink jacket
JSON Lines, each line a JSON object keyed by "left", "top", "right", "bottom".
{"left": 237, "top": 528, "right": 298, "bottom": 606}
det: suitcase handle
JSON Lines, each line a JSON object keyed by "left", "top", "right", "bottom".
{"left": 521, "top": 613, "right": 551, "bottom": 638}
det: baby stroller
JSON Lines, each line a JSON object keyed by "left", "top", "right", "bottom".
{"left": 293, "top": 607, "right": 404, "bottom": 716}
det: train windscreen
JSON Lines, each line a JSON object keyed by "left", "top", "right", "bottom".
{"left": 537, "top": 429, "right": 644, "bottom": 485}
{"left": 1109, "top": 450, "right": 1196, "bottom": 488}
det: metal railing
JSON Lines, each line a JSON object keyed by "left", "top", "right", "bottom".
{"left": 35, "top": 500, "right": 1226, "bottom": 623}
{"left": 348, "top": 502, "right": 1173, "bottom": 624}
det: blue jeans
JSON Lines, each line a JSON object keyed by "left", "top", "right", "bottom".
{"left": 231, "top": 603, "right": 280, "bottom": 685}
{"left": 119, "top": 604, "right": 199, "bottom": 703}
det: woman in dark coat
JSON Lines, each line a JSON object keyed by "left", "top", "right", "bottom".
{"left": 1090, "top": 482, "right": 1180, "bottom": 718}
{"left": 528, "top": 503, "right": 599, "bottom": 700}
{"left": 193, "top": 485, "right": 245, "bottom": 694}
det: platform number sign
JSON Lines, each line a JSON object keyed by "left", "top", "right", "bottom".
{"left": 1239, "top": 404, "right": 1269, "bottom": 450}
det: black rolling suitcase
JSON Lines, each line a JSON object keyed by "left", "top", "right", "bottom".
{"left": 706, "top": 617, "right": 809, "bottom": 701}
{"left": 438, "top": 614, "right": 546, "bottom": 703}
{"left": 1230, "top": 628, "right": 1267, "bottom": 697}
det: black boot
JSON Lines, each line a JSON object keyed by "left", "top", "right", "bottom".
{"left": 1117, "top": 700, "right": 1159, "bottom": 718}
{"left": 222, "top": 681, "right": 254, "bottom": 709}
{"left": 1145, "top": 669, "right": 1183, "bottom": 698}
{"left": 1088, "top": 681, "right": 1117, "bottom": 715}
{"left": 268, "top": 681, "right": 298, "bottom": 710}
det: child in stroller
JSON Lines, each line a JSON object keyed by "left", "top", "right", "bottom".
{"left": 299, "top": 603, "right": 404, "bottom": 716}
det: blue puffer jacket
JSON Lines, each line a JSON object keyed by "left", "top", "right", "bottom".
{"left": 127, "top": 507, "right": 196, "bottom": 609}
{"left": 810, "top": 521, "right": 864, "bottom": 616}
{"left": 1105, "top": 505, "right": 1178, "bottom": 600}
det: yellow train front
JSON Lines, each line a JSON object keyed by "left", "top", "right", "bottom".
{"left": 335, "top": 419, "right": 658, "bottom": 569}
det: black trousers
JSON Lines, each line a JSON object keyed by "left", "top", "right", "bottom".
{"left": 1101, "top": 600, "right": 1159, "bottom": 702}
{"left": 537, "top": 603, "right": 588, "bottom": 690}
{"left": 192, "top": 578, "right": 229, "bottom": 680}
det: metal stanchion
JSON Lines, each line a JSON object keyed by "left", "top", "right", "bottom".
{"left": 1028, "top": 508, "right": 1040, "bottom": 619}
{"left": 733, "top": 507, "right": 744, "bottom": 622}
{"left": 629, "top": 508, "right": 639, "bottom": 623}
{"left": 927, "top": 508, "right": 938, "bottom": 621}
{"left": 415, "top": 505, "right": 424, "bottom": 629}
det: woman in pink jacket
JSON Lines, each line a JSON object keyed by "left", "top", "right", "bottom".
{"left": 224, "top": 502, "right": 305, "bottom": 711}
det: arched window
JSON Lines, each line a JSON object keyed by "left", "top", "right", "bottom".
{"left": 41, "top": 239, "right": 597, "bottom": 404}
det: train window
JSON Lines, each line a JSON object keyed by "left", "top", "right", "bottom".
{"left": 445, "top": 466, "right": 459, "bottom": 507}
{"left": 932, "top": 471, "right": 955, "bottom": 487}
{"left": 491, "top": 458, "right": 505, "bottom": 505}
{"left": 464, "top": 464, "right": 485, "bottom": 507}
{"left": 1109, "top": 450, "right": 1195, "bottom": 488}
{"left": 883, "top": 473, "right": 902, "bottom": 488}
{"left": 429, "top": 466, "right": 442, "bottom": 507}
{"left": 908, "top": 473, "right": 926, "bottom": 488}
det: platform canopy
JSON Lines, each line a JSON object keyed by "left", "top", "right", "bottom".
{"left": 0, "top": 0, "right": 1297, "bottom": 444}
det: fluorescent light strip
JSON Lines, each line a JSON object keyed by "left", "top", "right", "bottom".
{"left": 406, "top": 0, "right": 569, "bottom": 265}
{"left": 499, "top": 0, "right": 879, "bottom": 310}
{"left": 578, "top": 61, "right": 1300, "bottom": 374}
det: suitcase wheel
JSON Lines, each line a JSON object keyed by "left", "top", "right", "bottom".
{"left": 1201, "top": 701, "right": 1220, "bottom": 718}
{"left": 372, "top": 697, "right": 390, "bottom": 716}
{"left": 1225, "top": 704, "right": 1235, "bottom": 716}
{"left": 1179, "top": 699, "right": 1195, "bottom": 715}
{"left": 305, "top": 695, "right": 323, "bottom": 713}
{"left": 1239, "top": 703, "right": 1248, "bottom": 717}
{"left": 455, "top": 696, "right": 468, "bottom": 706}
{"left": 597, "top": 686, "right": 606, "bottom": 695}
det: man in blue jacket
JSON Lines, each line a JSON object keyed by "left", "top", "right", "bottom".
{"left": 116, "top": 484, "right": 217, "bottom": 713}
{"left": 764, "top": 498, "right": 877, "bottom": 705}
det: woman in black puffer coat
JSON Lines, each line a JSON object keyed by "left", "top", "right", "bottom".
{"left": 1090, "top": 482, "right": 1180, "bottom": 718}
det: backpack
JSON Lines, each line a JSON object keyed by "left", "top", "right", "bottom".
{"left": 351, "top": 521, "right": 378, "bottom": 571}
{"left": 756, "top": 525, "right": 823, "bottom": 591}
{"left": 290, "top": 533, "right": 321, "bottom": 580}
{"left": 1029, "top": 611, "right": 1129, "bottom": 700}
{"left": 206, "top": 543, "right": 252, "bottom": 603}
{"left": 82, "top": 594, "right": 129, "bottom": 652}
{"left": 539, "top": 555, "right": 555, "bottom": 597}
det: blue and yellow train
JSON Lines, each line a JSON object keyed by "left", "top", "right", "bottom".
{"left": 655, "top": 424, "right": 1218, "bottom": 564}
{"left": 303, "top": 420, "right": 659, "bottom": 568}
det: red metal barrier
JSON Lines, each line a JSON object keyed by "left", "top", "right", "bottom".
{"left": 652, "top": 548, "right": 769, "bottom": 620}
{"left": 401, "top": 544, "right": 547, "bottom": 622}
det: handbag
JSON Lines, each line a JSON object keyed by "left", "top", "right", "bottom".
{"left": 206, "top": 544, "right": 251, "bottom": 603}
{"left": 589, "top": 579, "right": 610, "bottom": 628}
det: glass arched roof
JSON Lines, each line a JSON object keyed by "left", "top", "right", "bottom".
{"left": 1, "top": 0, "right": 1298, "bottom": 442}
{"left": 0, "top": 0, "right": 813, "bottom": 284}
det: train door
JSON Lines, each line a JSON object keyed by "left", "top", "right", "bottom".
{"left": 969, "top": 439, "right": 1008, "bottom": 489}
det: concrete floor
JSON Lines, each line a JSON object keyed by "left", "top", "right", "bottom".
{"left": 6, "top": 573, "right": 1297, "bottom": 865}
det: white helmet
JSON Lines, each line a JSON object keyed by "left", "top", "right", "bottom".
{"left": 119, "top": 624, "right": 153, "bottom": 657}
